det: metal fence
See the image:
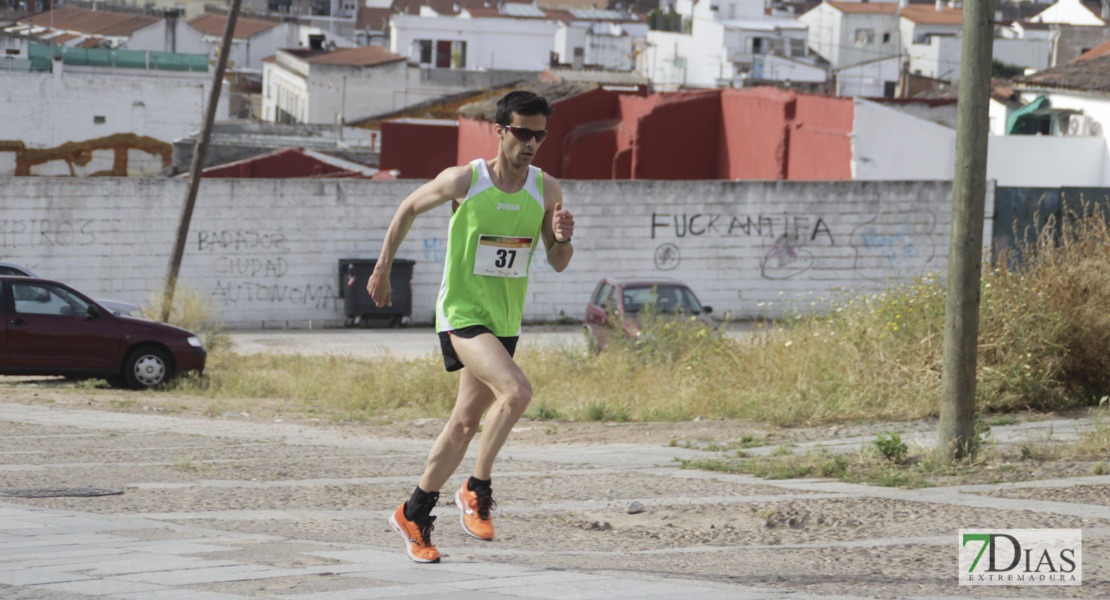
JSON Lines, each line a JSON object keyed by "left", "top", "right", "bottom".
{"left": 993, "top": 186, "right": 1110, "bottom": 266}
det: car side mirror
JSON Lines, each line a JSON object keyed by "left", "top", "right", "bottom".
{"left": 702, "top": 306, "right": 713, "bottom": 315}
{"left": 86, "top": 306, "right": 101, "bottom": 320}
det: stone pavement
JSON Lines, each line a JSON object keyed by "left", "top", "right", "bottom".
{"left": 1, "top": 402, "right": 1108, "bottom": 599}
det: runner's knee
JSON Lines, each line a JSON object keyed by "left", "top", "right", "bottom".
{"left": 445, "top": 416, "right": 481, "bottom": 441}
{"left": 502, "top": 378, "right": 532, "bottom": 413}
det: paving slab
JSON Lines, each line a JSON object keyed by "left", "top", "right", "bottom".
{"left": 33, "top": 578, "right": 170, "bottom": 596}
{"left": 1, "top": 401, "right": 1109, "bottom": 599}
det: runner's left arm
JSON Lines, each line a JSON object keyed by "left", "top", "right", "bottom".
{"left": 542, "top": 176, "right": 574, "bottom": 273}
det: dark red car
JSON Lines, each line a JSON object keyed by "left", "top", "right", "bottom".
{"left": 584, "top": 278, "right": 715, "bottom": 351}
{"left": 0, "top": 276, "right": 206, "bottom": 389}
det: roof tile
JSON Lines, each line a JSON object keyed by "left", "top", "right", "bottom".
{"left": 1015, "top": 52, "right": 1110, "bottom": 93}
{"left": 18, "top": 7, "right": 159, "bottom": 37}
{"left": 299, "top": 45, "right": 406, "bottom": 67}
{"left": 188, "top": 13, "right": 279, "bottom": 39}
{"left": 900, "top": 4, "right": 964, "bottom": 25}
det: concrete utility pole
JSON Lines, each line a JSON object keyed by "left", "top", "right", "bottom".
{"left": 161, "top": 0, "right": 243, "bottom": 322}
{"left": 938, "top": 0, "right": 996, "bottom": 461}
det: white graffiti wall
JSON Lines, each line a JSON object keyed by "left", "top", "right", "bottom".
{"left": 0, "top": 177, "right": 989, "bottom": 328}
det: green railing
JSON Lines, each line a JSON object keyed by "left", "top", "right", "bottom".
{"left": 27, "top": 44, "right": 208, "bottom": 72}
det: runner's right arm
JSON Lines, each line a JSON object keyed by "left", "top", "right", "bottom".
{"left": 368, "top": 165, "right": 471, "bottom": 307}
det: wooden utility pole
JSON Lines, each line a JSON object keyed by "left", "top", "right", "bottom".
{"left": 938, "top": 0, "right": 996, "bottom": 461}
{"left": 160, "top": 0, "right": 243, "bottom": 322}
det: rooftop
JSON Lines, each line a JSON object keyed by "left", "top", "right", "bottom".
{"left": 300, "top": 45, "right": 405, "bottom": 67}
{"left": 826, "top": 2, "right": 898, "bottom": 15}
{"left": 187, "top": 14, "right": 279, "bottom": 39}
{"left": 458, "top": 81, "right": 600, "bottom": 121}
{"left": 1073, "top": 37, "right": 1110, "bottom": 62}
{"left": 900, "top": 4, "right": 965, "bottom": 25}
{"left": 1014, "top": 52, "right": 1110, "bottom": 93}
{"left": 542, "top": 67, "right": 649, "bottom": 85}
{"left": 357, "top": 6, "right": 391, "bottom": 30}
{"left": 16, "top": 7, "right": 159, "bottom": 38}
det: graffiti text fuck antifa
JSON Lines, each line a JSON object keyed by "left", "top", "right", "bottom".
{"left": 651, "top": 213, "right": 834, "bottom": 243}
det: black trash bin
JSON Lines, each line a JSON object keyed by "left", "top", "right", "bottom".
{"left": 339, "top": 258, "right": 415, "bottom": 327}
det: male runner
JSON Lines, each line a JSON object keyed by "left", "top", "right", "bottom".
{"left": 367, "top": 90, "right": 575, "bottom": 563}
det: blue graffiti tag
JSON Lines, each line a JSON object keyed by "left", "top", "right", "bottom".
{"left": 423, "top": 237, "right": 446, "bottom": 262}
{"left": 860, "top": 227, "right": 919, "bottom": 266}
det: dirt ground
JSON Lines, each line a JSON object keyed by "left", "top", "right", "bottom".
{"left": 2, "top": 375, "right": 1104, "bottom": 488}
{"left": 3, "top": 376, "right": 1109, "bottom": 598}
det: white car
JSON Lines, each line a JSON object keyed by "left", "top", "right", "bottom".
{"left": 0, "top": 262, "right": 142, "bottom": 317}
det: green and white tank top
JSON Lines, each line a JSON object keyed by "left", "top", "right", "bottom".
{"left": 435, "top": 158, "right": 546, "bottom": 336}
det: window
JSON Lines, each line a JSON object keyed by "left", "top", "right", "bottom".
{"left": 751, "top": 38, "right": 763, "bottom": 54}
{"left": 790, "top": 38, "right": 805, "bottom": 57}
{"left": 5, "top": 49, "right": 19, "bottom": 56}
{"left": 855, "top": 29, "right": 875, "bottom": 45}
{"left": 416, "top": 39, "right": 432, "bottom": 64}
{"left": 435, "top": 40, "right": 452, "bottom": 68}
{"left": 621, "top": 285, "right": 702, "bottom": 315}
{"left": 12, "top": 283, "right": 91, "bottom": 317}
{"left": 451, "top": 41, "right": 466, "bottom": 69}
{"left": 883, "top": 32, "right": 891, "bottom": 43}
{"left": 592, "top": 282, "right": 613, "bottom": 307}
{"left": 93, "top": 116, "right": 106, "bottom": 124}
{"left": 884, "top": 81, "right": 896, "bottom": 98}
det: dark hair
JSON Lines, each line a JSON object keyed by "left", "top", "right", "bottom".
{"left": 495, "top": 91, "right": 554, "bottom": 126}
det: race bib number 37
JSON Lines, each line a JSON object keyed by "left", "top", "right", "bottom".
{"left": 474, "top": 235, "right": 533, "bottom": 278}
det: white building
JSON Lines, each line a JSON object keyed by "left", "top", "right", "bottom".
{"left": 551, "top": 8, "right": 648, "bottom": 71}
{"left": 0, "top": 50, "right": 229, "bottom": 176}
{"left": 1007, "top": 51, "right": 1110, "bottom": 142}
{"left": 797, "top": 1, "right": 900, "bottom": 70}
{"left": 899, "top": 3, "right": 963, "bottom": 80}
{"left": 853, "top": 48, "right": 1110, "bottom": 187}
{"left": 801, "top": 1, "right": 1052, "bottom": 89}
{"left": 1031, "top": 0, "right": 1107, "bottom": 26}
{"left": 639, "top": 0, "right": 811, "bottom": 89}
{"left": 834, "top": 55, "right": 901, "bottom": 97}
{"left": 262, "top": 45, "right": 407, "bottom": 125}
{"left": 188, "top": 13, "right": 356, "bottom": 72}
{"left": 6, "top": 6, "right": 205, "bottom": 53}
{"left": 751, "top": 54, "right": 827, "bottom": 86}
{"left": 390, "top": 4, "right": 559, "bottom": 71}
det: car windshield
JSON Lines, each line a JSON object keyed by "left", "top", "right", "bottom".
{"left": 622, "top": 285, "right": 702, "bottom": 315}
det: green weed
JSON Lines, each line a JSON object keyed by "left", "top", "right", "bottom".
{"left": 872, "top": 432, "right": 909, "bottom": 463}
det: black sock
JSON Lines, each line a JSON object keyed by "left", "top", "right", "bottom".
{"left": 404, "top": 486, "right": 439, "bottom": 522}
{"left": 468, "top": 476, "right": 492, "bottom": 494}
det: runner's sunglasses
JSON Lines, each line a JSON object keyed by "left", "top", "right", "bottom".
{"left": 502, "top": 125, "right": 549, "bottom": 143}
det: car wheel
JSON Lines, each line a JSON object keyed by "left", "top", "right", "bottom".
{"left": 123, "top": 346, "right": 174, "bottom": 390}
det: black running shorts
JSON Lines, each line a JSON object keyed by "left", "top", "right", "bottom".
{"left": 437, "top": 325, "right": 519, "bottom": 372}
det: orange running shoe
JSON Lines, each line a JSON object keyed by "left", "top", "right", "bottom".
{"left": 389, "top": 503, "right": 441, "bottom": 563}
{"left": 455, "top": 481, "right": 495, "bottom": 541}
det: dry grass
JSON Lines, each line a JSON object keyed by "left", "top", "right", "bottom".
{"left": 141, "top": 284, "right": 231, "bottom": 353}
{"left": 169, "top": 207, "right": 1110, "bottom": 427}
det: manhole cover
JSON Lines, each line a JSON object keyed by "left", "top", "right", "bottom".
{"left": 0, "top": 488, "right": 124, "bottom": 498}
